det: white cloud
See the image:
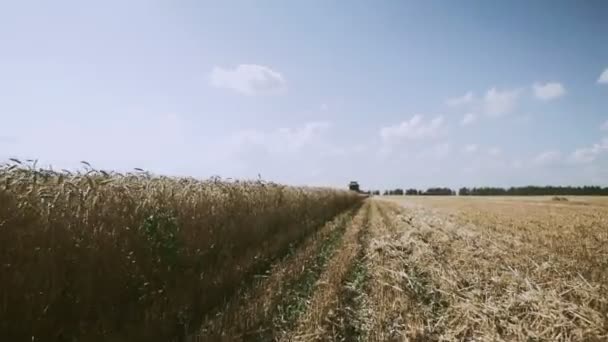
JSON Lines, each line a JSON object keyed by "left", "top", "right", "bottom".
{"left": 320, "top": 103, "right": 329, "bottom": 111}
{"left": 232, "top": 121, "right": 331, "bottom": 154}
{"left": 488, "top": 147, "right": 501, "bottom": 156}
{"left": 601, "top": 119, "right": 608, "bottom": 131}
{"left": 463, "top": 144, "right": 478, "bottom": 153}
{"left": 533, "top": 82, "right": 565, "bottom": 101}
{"left": 598, "top": 68, "right": 608, "bottom": 84}
{"left": 276, "top": 122, "right": 331, "bottom": 151}
{"left": 209, "top": 64, "right": 286, "bottom": 95}
{"left": 461, "top": 113, "right": 476, "bottom": 126}
{"left": 380, "top": 115, "right": 444, "bottom": 144}
{"left": 569, "top": 138, "right": 608, "bottom": 163}
{"left": 534, "top": 150, "right": 562, "bottom": 165}
{"left": 483, "top": 88, "right": 520, "bottom": 117}
{"left": 448, "top": 87, "right": 520, "bottom": 118}
{"left": 215, "top": 121, "right": 356, "bottom": 184}
{"left": 447, "top": 91, "right": 474, "bottom": 106}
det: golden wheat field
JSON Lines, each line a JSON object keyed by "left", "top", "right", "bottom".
{"left": 1, "top": 164, "right": 607, "bottom": 341}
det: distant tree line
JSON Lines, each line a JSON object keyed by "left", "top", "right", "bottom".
{"left": 458, "top": 186, "right": 608, "bottom": 196}
{"left": 374, "top": 185, "right": 608, "bottom": 196}
{"left": 380, "top": 188, "right": 456, "bottom": 196}
{"left": 423, "top": 187, "right": 456, "bottom": 196}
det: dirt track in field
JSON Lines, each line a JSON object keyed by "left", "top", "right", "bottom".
{"left": 192, "top": 197, "right": 608, "bottom": 341}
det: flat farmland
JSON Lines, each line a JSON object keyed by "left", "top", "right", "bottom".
{"left": 196, "top": 196, "right": 607, "bottom": 341}
{"left": 375, "top": 195, "right": 608, "bottom": 340}
{"left": 3, "top": 165, "right": 607, "bottom": 341}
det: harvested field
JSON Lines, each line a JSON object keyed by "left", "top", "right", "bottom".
{"left": 189, "top": 196, "right": 607, "bottom": 341}
{"left": 376, "top": 196, "right": 608, "bottom": 341}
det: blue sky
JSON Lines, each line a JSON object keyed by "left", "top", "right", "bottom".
{"left": 1, "top": 0, "right": 607, "bottom": 189}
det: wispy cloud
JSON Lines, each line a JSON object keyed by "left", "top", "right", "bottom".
{"left": 533, "top": 82, "right": 565, "bottom": 101}
{"left": 461, "top": 113, "right": 476, "bottom": 126}
{"left": 448, "top": 87, "right": 520, "bottom": 118}
{"left": 231, "top": 121, "right": 331, "bottom": 154}
{"left": 534, "top": 150, "right": 562, "bottom": 165}
{"left": 483, "top": 88, "right": 520, "bottom": 117}
{"left": 598, "top": 68, "right": 608, "bottom": 84}
{"left": 379, "top": 115, "right": 445, "bottom": 144}
{"left": 447, "top": 91, "right": 474, "bottom": 107}
{"left": 569, "top": 138, "right": 608, "bottom": 163}
{"left": 463, "top": 144, "right": 478, "bottom": 153}
{"left": 601, "top": 119, "right": 608, "bottom": 131}
{"left": 209, "top": 64, "right": 286, "bottom": 95}
{"left": 488, "top": 147, "right": 502, "bottom": 156}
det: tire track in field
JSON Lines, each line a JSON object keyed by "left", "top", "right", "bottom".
{"left": 281, "top": 201, "right": 372, "bottom": 342}
{"left": 322, "top": 199, "right": 407, "bottom": 342}
{"left": 375, "top": 200, "right": 400, "bottom": 232}
{"left": 364, "top": 199, "right": 451, "bottom": 341}
{"left": 317, "top": 201, "right": 373, "bottom": 342}
{"left": 364, "top": 200, "right": 414, "bottom": 341}
{"left": 193, "top": 205, "right": 361, "bottom": 341}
